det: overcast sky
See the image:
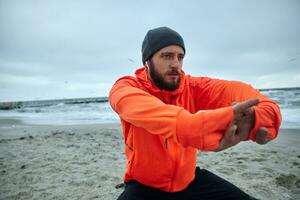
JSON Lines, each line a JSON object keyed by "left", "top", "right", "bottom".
{"left": 0, "top": 0, "right": 299, "bottom": 102}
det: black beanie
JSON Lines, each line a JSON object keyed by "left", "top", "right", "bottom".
{"left": 142, "top": 27, "right": 185, "bottom": 64}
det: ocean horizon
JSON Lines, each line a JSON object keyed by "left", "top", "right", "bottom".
{"left": 1, "top": 87, "right": 299, "bottom": 104}
{"left": 0, "top": 87, "right": 299, "bottom": 129}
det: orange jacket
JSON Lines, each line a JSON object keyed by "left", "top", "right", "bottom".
{"left": 109, "top": 67, "right": 281, "bottom": 192}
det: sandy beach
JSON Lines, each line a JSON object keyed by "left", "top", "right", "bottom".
{"left": 0, "top": 118, "right": 299, "bottom": 200}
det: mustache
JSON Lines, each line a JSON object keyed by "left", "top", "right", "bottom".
{"left": 167, "top": 70, "right": 180, "bottom": 75}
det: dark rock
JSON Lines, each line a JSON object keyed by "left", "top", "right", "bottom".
{"left": 115, "top": 183, "right": 125, "bottom": 189}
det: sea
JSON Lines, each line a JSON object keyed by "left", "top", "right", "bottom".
{"left": 0, "top": 87, "right": 299, "bottom": 129}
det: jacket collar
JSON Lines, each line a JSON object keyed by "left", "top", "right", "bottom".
{"left": 135, "top": 67, "right": 185, "bottom": 96}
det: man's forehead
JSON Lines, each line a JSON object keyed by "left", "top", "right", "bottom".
{"left": 159, "top": 45, "right": 185, "bottom": 54}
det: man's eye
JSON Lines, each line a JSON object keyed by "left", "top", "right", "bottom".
{"left": 163, "top": 54, "right": 172, "bottom": 59}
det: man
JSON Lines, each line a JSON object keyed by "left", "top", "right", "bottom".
{"left": 109, "top": 27, "right": 281, "bottom": 200}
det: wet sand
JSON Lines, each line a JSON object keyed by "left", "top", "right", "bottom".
{"left": 0, "top": 118, "right": 299, "bottom": 200}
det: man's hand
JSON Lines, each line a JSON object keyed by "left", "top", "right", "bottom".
{"left": 232, "top": 98, "right": 259, "bottom": 141}
{"left": 237, "top": 110, "right": 271, "bottom": 144}
{"left": 214, "top": 122, "right": 239, "bottom": 152}
{"left": 255, "top": 127, "right": 271, "bottom": 144}
{"left": 215, "top": 99, "right": 271, "bottom": 151}
{"left": 232, "top": 98, "right": 259, "bottom": 122}
{"left": 235, "top": 102, "right": 271, "bottom": 145}
{"left": 215, "top": 98, "right": 259, "bottom": 152}
{"left": 235, "top": 106, "right": 255, "bottom": 141}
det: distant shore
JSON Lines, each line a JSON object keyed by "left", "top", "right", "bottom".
{"left": 0, "top": 97, "right": 109, "bottom": 110}
{"left": 1, "top": 86, "right": 299, "bottom": 104}
{"left": 0, "top": 118, "right": 299, "bottom": 200}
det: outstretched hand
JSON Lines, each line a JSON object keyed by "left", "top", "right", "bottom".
{"left": 233, "top": 99, "right": 271, "bottom": 144}
{"left": 214, "top": 122, "right": 238, "bottom": 152}
{"left": 215, "top": 98, "right": 270, "bottom": 151}
{"left": 232, "top": 98, "right": 259, "bottom": 122}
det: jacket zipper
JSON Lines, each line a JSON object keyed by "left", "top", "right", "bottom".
{"left": 169, "top": 145, "right": 180, "bottom": 191}
{"left": 164, "top": 94, "right": 174, "bottom": 150}
{"left": 168, "top": 94, "right": 179, "bottom": 191}
{"left": 167, "top": 95, "right": 174, "bottom": 150}
{"left": 160, "top": 92, "right": 179, "bottom": 191}
{"left": 160, "top": 92, "right": 169, "bottom": 149}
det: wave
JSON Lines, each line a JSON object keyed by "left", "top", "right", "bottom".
{"left": 0, "top": 88, "right": 299, "bottom": 127}
{"left": 259, "top": 87, "right": 300, "bottom": 91}
{"left": 0, "top": 102, "right": 23, "bottom": 110}
{"left": 0, "top": 97, "right": 109, "bottom": 110}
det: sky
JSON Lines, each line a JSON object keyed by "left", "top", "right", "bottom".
{"left": 0, "top": 0, "right": 299, "bottom": 102}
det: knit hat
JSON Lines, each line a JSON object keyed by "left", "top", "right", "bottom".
{"left": 142, "top": 27, "right": 185, "bottom": 64}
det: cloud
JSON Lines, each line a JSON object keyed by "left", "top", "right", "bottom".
{"left": 0, "top": 0, "right": 299, "bottom": 101}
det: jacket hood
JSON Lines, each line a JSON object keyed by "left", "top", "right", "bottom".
{"left": 135, "top": 67, "right": 186, "bottom": 96}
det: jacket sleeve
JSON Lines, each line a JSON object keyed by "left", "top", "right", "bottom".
{"left": 109, "top": 78, "right": 234, "bottom": 151}
{"left": 194, "top": 78, "right": 282, "bottom": 142}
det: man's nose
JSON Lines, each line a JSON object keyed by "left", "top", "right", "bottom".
{"left": 170, "top": 57, "right": 181, "bottom": 69}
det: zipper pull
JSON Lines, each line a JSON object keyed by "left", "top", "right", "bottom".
{"left": 165, "top": 138, "right": 168, "bottom": 149}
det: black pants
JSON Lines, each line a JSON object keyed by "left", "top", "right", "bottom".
{"left": 117, "top": 167, "right": 258, "bottom": 200}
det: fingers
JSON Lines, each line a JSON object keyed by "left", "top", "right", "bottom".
{"left": 244, "top": 106, "right": 254, "bottom": 115}
{"left": 215, "top": 123, "right": 239, "bottom": 152}
{"left": 224, "top": 123, "right": 238, "bottom": 144}
{"left": 226, "top": 124, "right": 237, "bottom": 137}
{"left": 255, "top": 127, "right": 270, "bottom": 144}
{"left": 233, "top": 98, "right": 259, "bottom": 114}
{"left": 233, "top": 98, "right": 259, "bottom": 121}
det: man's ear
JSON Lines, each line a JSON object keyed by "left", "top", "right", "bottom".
{"left": 145, "top": 61, "right": 150, "bottom": 70}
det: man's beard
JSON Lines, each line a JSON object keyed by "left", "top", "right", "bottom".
{"left": 148, "top": 61, "right": 181, "bottom": 91}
